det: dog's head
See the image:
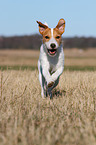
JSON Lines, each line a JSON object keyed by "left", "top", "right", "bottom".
{"left": 37, "top": 19, "right": 65, "bottom": 56}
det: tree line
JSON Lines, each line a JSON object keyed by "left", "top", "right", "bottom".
{"left": 0, "top": 34, "right": 96, "bottom": 49}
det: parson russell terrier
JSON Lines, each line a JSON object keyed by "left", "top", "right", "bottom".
{"left": 37, "top": 18, "right": 65, "bottom": 98}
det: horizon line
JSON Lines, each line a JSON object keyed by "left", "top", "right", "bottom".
{"left": 0, "top": 33, "right": 96, "bottom": 38}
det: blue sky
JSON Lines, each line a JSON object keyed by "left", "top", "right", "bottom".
{"left": 0, "top": 0, "right": 96, "bottom": 37}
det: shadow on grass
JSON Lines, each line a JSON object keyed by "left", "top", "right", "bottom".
{"left": 52, "top": 89, "right": 66, "bottom": 98}
{"left": 0, "top": 65, "right": 96, "bottom": 71}
{"left": 64, "top": 66, "right": 96, "bottom": 71}
{"left": 0, "top": 65, "right": 37, "bottom": 71}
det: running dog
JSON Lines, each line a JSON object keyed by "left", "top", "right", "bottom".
{"left": 37, "top": 18, "right": 65, "bottom": 98}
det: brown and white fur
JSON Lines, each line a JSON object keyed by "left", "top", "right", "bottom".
{"left": 37, "top": 18, "right": 65, "bottom": 99}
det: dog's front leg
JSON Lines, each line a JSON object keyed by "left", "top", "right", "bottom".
{"left": 42, "top": 66, "right": 64, "bottom": 87}
{"left": 42, "top": 66, "right": 64, "bottom": 99}
{"left": 42, "top": 67, "right": 54, "bottom": 97}
{"left": 42, "top": 67, "right": 53, "bottom": 86}
{"left": 51, "top": 66, "right": 64, "bottom": 82}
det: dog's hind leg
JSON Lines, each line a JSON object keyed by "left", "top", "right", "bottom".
{"left": 48, "top": 89, "right": 52, "bottom": 99}
{"left": 47, "top": 78, "right": 59, "bottom": 99}
{"left": 49, "top": 92, "right": 52, "bottom": 99}
{"left": 53, "top": 77, "right": 59, "bottom": 89}
{"left": 47, "top": 86, "right": 52, "bottom": 99}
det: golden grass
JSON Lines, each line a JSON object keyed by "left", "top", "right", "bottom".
{"left": 0, "top": 70, "right": 96, "bottom": 145}
{"left": 0, "top": 50, "right": 39, "bottom": 66}
{"left": 0, "top": 48, "right": 96, "bottom": 67}
{"left": 64, "top": 48, "right": 96, "bottom": 66}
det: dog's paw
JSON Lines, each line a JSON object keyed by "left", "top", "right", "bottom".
{"left": 48, "top": 82, "right": 54, "bottom": 88}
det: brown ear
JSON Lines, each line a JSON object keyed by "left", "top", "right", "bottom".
{"left": 56, "top": 18, "right": 65, "bottom": 35}
{"left": 36, "top": 21, "right": 48, "bottom": 35}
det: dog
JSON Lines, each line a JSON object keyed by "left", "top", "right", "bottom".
{"left": 37, "top": 18, "right": 65, "bottom": 99}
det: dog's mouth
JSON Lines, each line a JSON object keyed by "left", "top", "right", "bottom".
{"left": 47, "top": 49, "right": 57, "bottom": 56}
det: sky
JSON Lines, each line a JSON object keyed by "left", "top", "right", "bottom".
{"left": 0, "top": 0, "right": 96, "bottom": 37}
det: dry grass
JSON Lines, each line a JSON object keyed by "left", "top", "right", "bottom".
{"left": 0, "top": 50, "right": 39, "bottom": 66}
{"left": 0, "top": 70, "right": 96, "bottom": 145}
{"left": 0, "top": 48, "right": 96, "bottom": 67}
{"left": 64, "top": 48, "right": 96, "bottom": 66}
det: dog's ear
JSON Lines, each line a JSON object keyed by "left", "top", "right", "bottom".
{"left": 37, "top": 21, "right": 48, "bottom": 35}
{"left": 56, "top": 18, "right": 65, "bottom": 35}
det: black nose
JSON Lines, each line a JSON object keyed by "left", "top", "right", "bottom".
{"left": 50, "top": 43, "right": 56, "bottom": 49}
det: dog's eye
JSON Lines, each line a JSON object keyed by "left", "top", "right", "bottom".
{"left": 45, "top": 36, "right": 50, "bottom": 39}
{"left": 56, "top": 36, "right": 60, "bottom": 39}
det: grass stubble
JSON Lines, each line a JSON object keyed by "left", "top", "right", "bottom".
{"left": 0, "top": 70, "right": 96, "bottom": 145}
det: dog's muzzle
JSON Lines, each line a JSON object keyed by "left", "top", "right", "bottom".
{"left": 47, "top": 48, "right": 57, "bottom": 56}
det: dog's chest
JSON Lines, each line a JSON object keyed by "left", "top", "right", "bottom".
{"left": 39, "top": 45, "right": 64, "bottom": 74}
{"left": 48, "top": 55, "right": 62, "bottom": 74}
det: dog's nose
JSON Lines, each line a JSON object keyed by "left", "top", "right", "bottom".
{"left": 50, "top": 43, "right": 56, "bottom": 49}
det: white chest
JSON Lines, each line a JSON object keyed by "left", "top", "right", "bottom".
{"left": 39, "top": 44, "right": 64, "bottom": 73}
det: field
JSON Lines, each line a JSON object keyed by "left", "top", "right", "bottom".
{"left": 0, "top": 48, "right": 96, "bottom": 70}
{"left": 0, "top": 48, "right": 96, "bottom": 145}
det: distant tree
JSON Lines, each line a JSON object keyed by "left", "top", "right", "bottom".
{"left": 0, "top": 35, "right": 96, "bottom": 49}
